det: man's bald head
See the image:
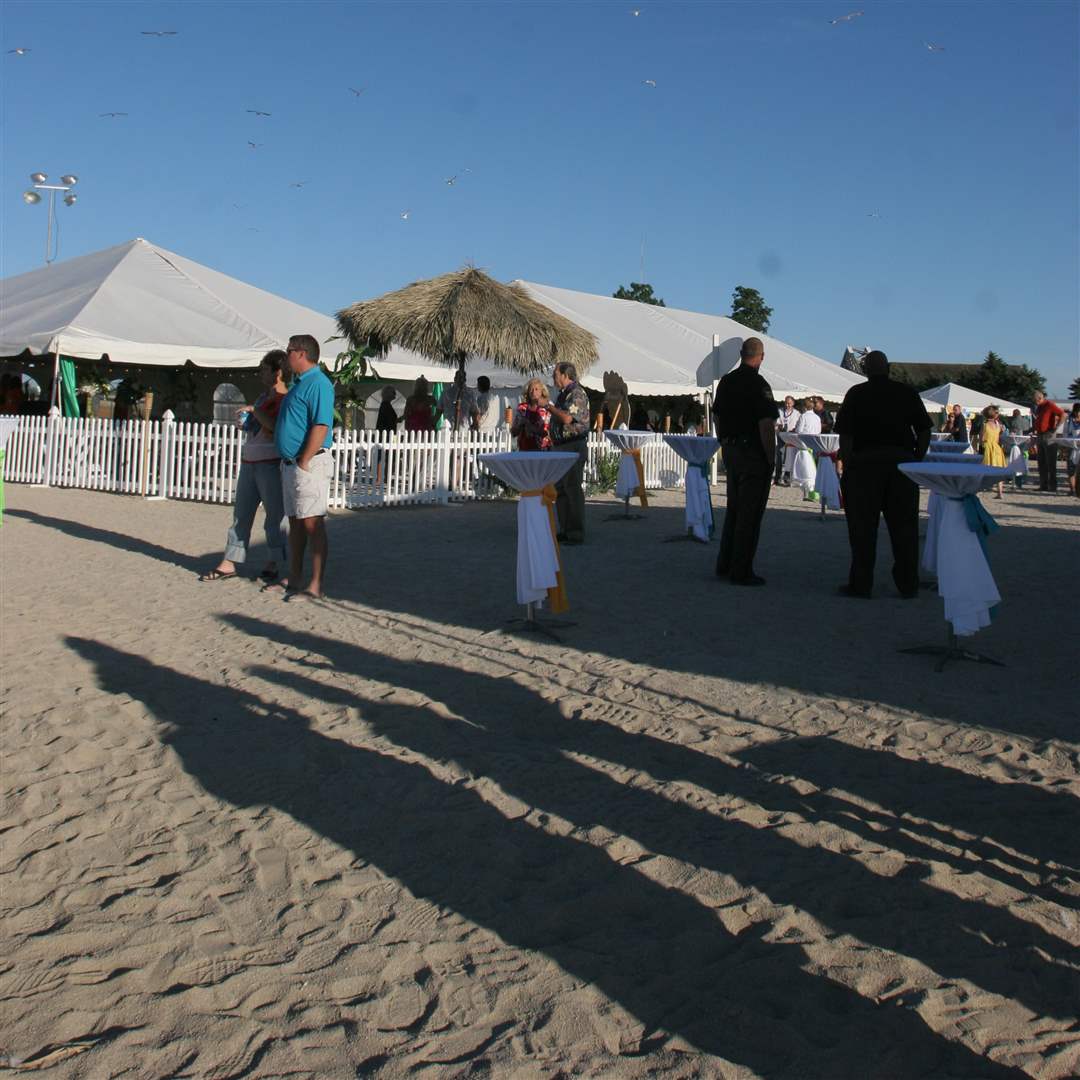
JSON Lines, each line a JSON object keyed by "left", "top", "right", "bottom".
{"left": 740, "top": 337, "right": 764, "bottom": 367}
{"left": 863, "top": 350, "right": 889, "bottom": 378}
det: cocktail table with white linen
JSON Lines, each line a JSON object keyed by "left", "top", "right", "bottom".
{"left": 478, "top": 452, "right": 578, "bottom": 619}
{"left": 802, "top": 432, "right": 841, "bottom": 510}
{"left": 899, "top": 461, "right": 1015, "bottom": 666}
{"left": 662, "top": 435, "right": 719, "bottom": 541}
{"left": 603, "top": 429, "right": 652, "bottom": 517}
{"left": 0, "top": 417, "right": 19, "bottom": 522}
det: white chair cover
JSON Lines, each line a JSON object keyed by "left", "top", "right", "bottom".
{"left": 663, "top": 435, "right": 719, "bottom": 541}
{"left": 604, "top": 430, "right": 653, "bottom": 501}
{"left": 901, "top": 462, "right": 1013, "bottom": 637}
{"left": 798, "top": 433, "right": 841, "bottom": 510}
{"left": 478, "top": 452, "right": 578, "bottom": 606}
{"left": 0, "top": 417, "right": 18, "bottom": 453}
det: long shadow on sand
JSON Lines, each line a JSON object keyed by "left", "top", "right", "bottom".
{"left": 323, "top": 499, "right": 1078, "bottom": 744}
{"left": 68, "top": 635, "right": 1029, "bottom": 1079}
{"left": 5, "top": 508, "right": 211, "bottom": 575}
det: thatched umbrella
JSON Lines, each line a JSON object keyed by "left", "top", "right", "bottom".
{"left": 335, "top": 267, "right": 598, "bottom": 380}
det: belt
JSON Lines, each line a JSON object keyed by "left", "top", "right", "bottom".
{"left": 283, "top": 449, "right": 326, "bottom": 466}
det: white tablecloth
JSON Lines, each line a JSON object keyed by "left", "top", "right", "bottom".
{"left": 778, "top": 431, "right": 817, "bottom": 490}
{"left": 0, "top": 417, "right": 18, "bottom": 453}
{"left": 604, "top": 430, "right": 653, "bottom": 501}
{"left": 928, "top": 440, "right": 973, "bottom": 453}
{"left": 800, "top": 433, "right": 841, "bottom": 509}
{"left": 1053, "top": 435, "right": 1080, "bottom": 465}
{"left": 663, "top": 435, "right": 719, "bottom": 541}
{"left": 478, "top": 452, "right": 578, "bottom": 606}
{"left": 924, "top": 450, "right": 989, "bottom": 464}
{"left": 901, "top": 462, "right": 1011, "bottom": 636}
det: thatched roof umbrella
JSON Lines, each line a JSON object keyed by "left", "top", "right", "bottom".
{"left": 335, "top": 267, "right": 598, "bottom": 381}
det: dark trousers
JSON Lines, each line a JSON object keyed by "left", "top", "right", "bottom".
{"left": 773, "top": 440, "right": 786, "bottom": 483}
{"left": 717, "top": 444, "right": 771, "bottom": 580}
{"left": 843, "top": 464, "right": 920, "bottom": 596}
{"left": 555, "top": 439, "right": 588, "bottom": 540}
{"left": 1037, "top": 432, "right": 1058, "bottom": 490}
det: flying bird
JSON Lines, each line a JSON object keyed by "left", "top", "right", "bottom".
{"left": 630, "top": 8, "right": 641, "bottom": 15}
{"left": 829, "top": 11, "right": 863, "bottom": 24}
{"left": 924, "top": 41, "right": 945, "bottom": 51}
{"left": 99, "top": 112, "right": 128, "bottom": 118}
{"left": 348, "top": 86, "right": 367, "bottom": 97}
{"left": 400, "top": 210, "right": 411, "bottom": 220}
{"left": 141, "top": 30, "right": 178, "bottom": 36}
{"left": 232, "top": 203, "right": 246, "bottom": 210}
{"left": 445, "top": 175, "right": 458, "bottom": 186}
{"left": 247, "top": 109, "right": 271, "bottom": 117}
{"left": 247, "top": 141, "right": 262, "bottom": 150}
{"left": 867, "top": 211, "right": 881, "bottom": 219}
{"left": 642, "top": 79, "right": 656, "bottom": 87}
{"left": 289, "top": 181, "right": 308, "bottom": 188}
{"left": 7, "top": 47, "right": 30, "bottom": 55}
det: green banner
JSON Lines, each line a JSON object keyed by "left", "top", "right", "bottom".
{"left": 59, "top": 356, "right": 80, "bottom": 418}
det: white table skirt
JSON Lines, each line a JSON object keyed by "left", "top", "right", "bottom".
{"left": 779, "top": 431, "right": 816, "bottom": 489}
{"left": 799, "top": 433, "right": 841, "bottom": 509}
{"left": 479, "top": 452, "right": 578, "bottom": 606}
{"left": 0, "top": 417, "right": 18, "bottom": 453}
{"left": 604, "top": 430, "right": 653, "bottom": 500}
{"left": 901, "top": 462, "right": 1012, "bottom": 637}
{"left": 663, "top": 435, "right": 719, "bottom": 541}
{"left": 1053, "top": 436, "right": 1080, "bottom": 465}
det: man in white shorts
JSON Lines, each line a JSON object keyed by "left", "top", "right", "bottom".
{"left": 274, "top": 334, "right": 335, "bottom": 600}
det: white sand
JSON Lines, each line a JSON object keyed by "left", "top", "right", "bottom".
{"left": 1, "top": 482, "right": 1077, "bottom": 1078}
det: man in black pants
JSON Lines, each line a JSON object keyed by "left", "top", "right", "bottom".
{"left": 835, "top": 351, "right": 931, "bottom": 599}
{"left": 713, "top": 337, "right": 777, "bottom": 586}
{"left": 549, "top": 362, "right": 591, "bottom": 544}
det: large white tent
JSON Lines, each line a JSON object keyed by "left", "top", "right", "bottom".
{"left": 1, "top": 238, "right": 863, "bottom": 400}
{"left": 920, "top": 382, "right": 1030, "bottom": 417}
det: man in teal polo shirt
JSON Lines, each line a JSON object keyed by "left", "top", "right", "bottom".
{"left": 274, "top": 333, "right": 335, "bottom": 600}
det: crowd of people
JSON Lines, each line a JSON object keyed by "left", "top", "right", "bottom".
{"left": 712, "top": 340, "right": 1075, "bottom": 596}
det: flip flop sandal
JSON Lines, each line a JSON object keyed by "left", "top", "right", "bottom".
{"left": 199, "top": 570, "right": 238, "bottom": 582}
{"left": 260, "top": 579, "right": 289, "bottom": 593}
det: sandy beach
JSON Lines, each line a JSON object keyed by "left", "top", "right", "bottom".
{"left": 1, "top": 481, "right": 1077, "bottom": 1078}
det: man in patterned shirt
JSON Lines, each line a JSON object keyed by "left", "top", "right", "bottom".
{"left": 549, "top": 362, "right": 591, "bottom": 544}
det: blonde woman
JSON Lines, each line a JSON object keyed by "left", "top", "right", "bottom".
{"left": 979, "top": 405, "right": 1007, "bottom": 499}
{"left": 511, "top": 378, "right": 553, "bottom": 450}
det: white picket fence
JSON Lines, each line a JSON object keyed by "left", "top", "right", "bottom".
{"left": 2, "top": 415, "right": 688, "bottom": 509}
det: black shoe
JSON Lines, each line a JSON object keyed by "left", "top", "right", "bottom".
{"left": 730, "top": 574, "right": 766, "bottom": 587}
{"left": 837, "top": 584, "right": 872, "bottom": 598}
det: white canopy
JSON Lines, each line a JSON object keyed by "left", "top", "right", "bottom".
{"left": 920, "top": 382, "right": 1030, "bottom": 417}
{"left": 1, "top": 238, "right": 862, "bottom": 399}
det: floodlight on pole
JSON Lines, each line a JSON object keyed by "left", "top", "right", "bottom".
{"left": 23, "top": 170, "right": 81, "bottom": 265}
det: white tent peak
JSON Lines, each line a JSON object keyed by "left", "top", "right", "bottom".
{"left": 920, "top": 381, "right": 1030, "bottom": 416}
{"left": 0, "top": 238, "right": 341, "bottom": 368}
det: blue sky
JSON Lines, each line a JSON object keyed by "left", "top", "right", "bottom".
{"left": 2, "top": 1, "right": 1077, "bottom": 394}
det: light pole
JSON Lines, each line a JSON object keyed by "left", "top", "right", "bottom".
{"left": 22, "top": 172, "right": 79, "bottom": 265}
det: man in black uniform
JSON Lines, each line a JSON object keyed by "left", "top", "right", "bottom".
{"left": 712, "top": 337, "right": 777, "bottom": 586}
{"left": 834, "top": 350, "right": 931, "bottom": 599}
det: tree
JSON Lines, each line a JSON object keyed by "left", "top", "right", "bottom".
{"left": 613, "top": 282, "right": 665, "bottom": 306}
{"left": 730, "top": 286, "right": 772, "bottom": 334}
{"left": 971, "top": 350, "right": 1046, "bottom": 403}
{"left": 1069, "top": 376, "right": 1080, "bottom": 401}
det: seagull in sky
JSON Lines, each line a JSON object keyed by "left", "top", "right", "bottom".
{"left": 829, "top": 11, "right": 863, "bottom": 24}
{"left": 232, "top": 203, "right": 246, "bottom": 209}
{"left": 400, "top": 210, "right": 411, "bottom": 220}
{"left": 642, "top": 79, "right": 657, "bottom": 87}
{"left": 141, "top": 30, "right": 178, "bottom": 36}
{"left": 349, "top": 86, "right": 367, "bottom": 97}
{"left": 867, "top": 211, "right": 881, "bottom": 219}
{"left": 630, "top": 8, "right": 641, "bottom": 15}
{"left": 247, "top": 141, "right": 262, "bottom": 150}
{"left": 445, "top": 176, "right": 458, "bottom": 186}
{"left": 924, "top": 41, "right": 945, "bottom": 51}
{"left": 289, "top": 181, "right": 308, "bottom": 188}
{"left": 99, "top": 112, "right": 128, "bottom": 118}
{"left": 247, "top": 109, "right": 271, "bottom": 117}
{"left": 7, "top": 47, "right": 30, "bottom": 55}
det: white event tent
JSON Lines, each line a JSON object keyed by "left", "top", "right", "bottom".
{"left": 1, "top": 238, "right": 863, "bottom": 402}
{"left": 919, "top": 382, "right": 1030, "bottom": 417}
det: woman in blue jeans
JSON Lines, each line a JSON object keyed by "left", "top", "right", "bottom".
{"left": 200, "top": 350, "right": 289, "bottom": 582}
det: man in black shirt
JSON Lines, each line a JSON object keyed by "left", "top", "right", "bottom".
{"left": 949, "top": 404, "right": 968, "bottom": 443}
{"left": 834, "top": 351, "right": 931, "bottom": 598}
{"left": 712, "top": 337, "right": 777, "bottom": 586}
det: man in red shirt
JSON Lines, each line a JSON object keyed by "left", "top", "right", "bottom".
{"left": 1032, "top": 391, "right": 1065, "bottom": 491}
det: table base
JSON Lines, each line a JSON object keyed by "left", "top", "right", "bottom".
{"left": 663, "top": 529, "right": 708, "bottom": 544}
{"left": 604, "top": 497, "right": 645, "bottom": 521}
{"left": 899, "top": 629, "right": 1004, "bottom": 673}
{"left": 501, "top": 602, "right": 576, "bottom": 643}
